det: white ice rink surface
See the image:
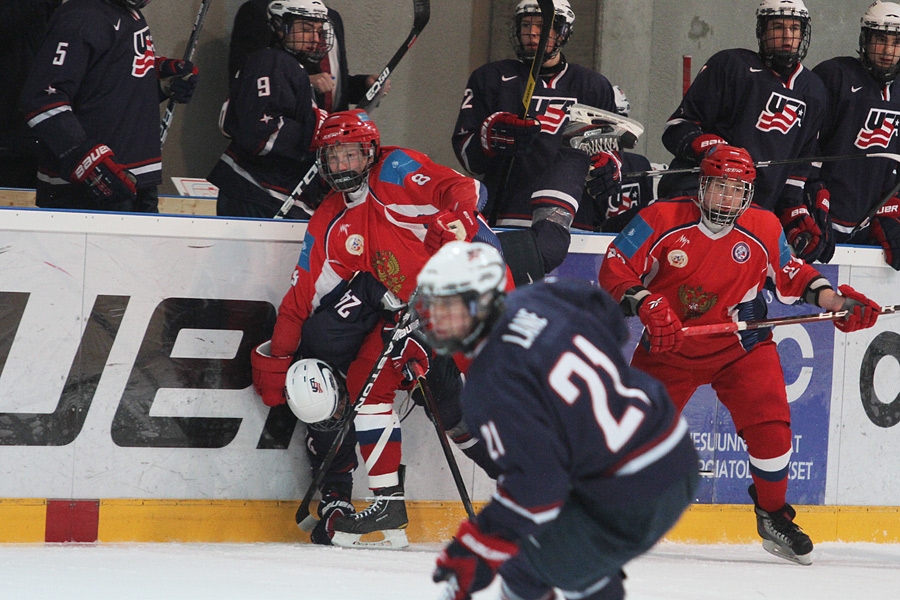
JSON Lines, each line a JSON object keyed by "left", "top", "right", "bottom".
{"left": 1, "top": 541, "right": 897, "bottom": 600}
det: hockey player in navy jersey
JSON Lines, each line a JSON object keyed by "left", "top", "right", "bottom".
{"left": 599, "top": 145, "right": 882, "bottom": 565}
{"left": 417, "top": 241, "right": 697, "bottom": 600}
{"left": 208, "top": 0, "right": 329, "bottom": 219}
{"left": 661, "top": 0, "right": 829, "bottom": 263}
{"left": 20, "top": 0, "right": 199, "bottom": 213}
{"left": 452, "top": 0, "right": 621, "bottom": 281}
{"left": 810, "top": 1, "right": 900, "bottom": 269}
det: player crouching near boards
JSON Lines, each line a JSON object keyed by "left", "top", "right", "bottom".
{"left": 598, "top": 145, "right": 882, "bottom": 565}
{"left": 417, "top": 242, "right": 698, "bottom": 600}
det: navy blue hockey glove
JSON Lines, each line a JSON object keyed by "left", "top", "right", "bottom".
{"left": 310, "top": 487, "right": 355, "bottom": 546}
{"left": 870, "top": 197, "right": 900, "bottom": 270}
{"left": 65, "top": 143, "right": 137, "bottom": 203}
{"left": 480, "top": 112, "right": 541, "bottom": 157}
{"left": 585, "top": 151, "right": 622, "bottom": 201}
{"left": 433, "top": 520, "right": 519, "bottom": 600}
{"left": 778, "top": 203, "right": 823, "bottom": 261}
{"left": 804, "top": 182, "right": 834, "bottom": 263}
{"left": 156, "top": 57, "right": 199, "bottom": 104}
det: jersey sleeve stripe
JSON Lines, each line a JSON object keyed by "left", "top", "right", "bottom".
{"left": 615, "top": 417, "right": 689, "bottom": 476}
{"left": 491, "top": 488, "right": 562, "bottom": 525}
{"left": 530, "top": 188, "right": 579, "bottom": 213}
{"left": 26, "top": 104, "right": 73, "bottom": 128}
{"left": 258, "top": 116, "right": 285, "bottom": 156}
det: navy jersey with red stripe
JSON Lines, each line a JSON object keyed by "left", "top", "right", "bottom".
{"left": 452, "top": 57, "right": 614, "bottom": 227}
{"left": 461, "top": 279, "right": 696, "bottom": 539}
{"left": 207, "top": 47, "right": 320, "bottom": 215}
{"left": 662, "top": 49, "right": 827, "bottom": 211}
{"left": 813, "top": 56, "right": 900, "bottom": 232}
{"left": 20, "top": 0, "right": 162, "bottom": 188}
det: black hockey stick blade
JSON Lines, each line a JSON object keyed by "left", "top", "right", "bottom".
{"left": 274, "top": 0, "right": 430, "bottom": 219}
{"left": 295, "top": 310, "right": 419, "bottom": 532}
{"left": 849, "top": 177, "right": 900, "bottom": 237}
{"left": 160, "top": 0, "right": 212, "bottom": 144}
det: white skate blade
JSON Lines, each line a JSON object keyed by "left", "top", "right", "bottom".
{"left": 331, "top": 528, "right": 409, "bottom": 550}
{"left": 761, "top": 540, "right": 813, "bottom": 565}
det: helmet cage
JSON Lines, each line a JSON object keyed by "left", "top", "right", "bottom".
{"left": 268, "top": 1, "right": 335, "bottom": 62}
{"left": 510, "top": 0, "right": 576, "bottom": 62}
{"left": 697, "top": 176, "right": 755, "bottom": 231}
{"left": 316, "top": 141, "right": 377, "bottom": 192}
{"left": 859, "top": 2, "right": 900, "bottom": 85}
{"left": 756, "top": 2, "right": 811, "bottom": 72}
{"left": 412, "top": 288, "right": 504, "bottom": 356}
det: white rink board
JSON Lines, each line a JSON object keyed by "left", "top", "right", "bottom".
{"left": 0, "top": 209, "right": 898, "bottom": 506}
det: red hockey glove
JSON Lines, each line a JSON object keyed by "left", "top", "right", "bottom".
{"left": 638, "top": 293, "right": 684, "bottom": 353}
{"left": 585, "top": 151, "right": 622, "bottom": 201}
{"left": 310, "top": 489, "right": 355, "bottom": 546}
{"left": 778, "top": 204, "right": 822, "bottom": 260}
{"left": 156, "top": 57, "right": 199, "bottom": 104}
{"left": 804, "top": 182, "right": 834, "bottom": 263}
{"left": 870, "top": 197, "right": 900, "bottom": 270}
{"left": 480, "top": 112, "right": 541, "bottom": 157}
{"left": 835, "top": 285, "right": 880, "bottom": 333}
{"left": 383, "top": 323, "right": 431, "bottom": 384}
{"left": 433, "top": 520, "right": 519, "bottom": 600}
{"left": 424, "top": 209, "right": 479, "bottom": 254}
{"left": 68, "top": 143, "right": 137, "bottom": 202}
{"left": 689, "top": 134, "right": 727, "bottom": 161}
{"left": 250, "top": 341, "right": 292, "bottom": 406}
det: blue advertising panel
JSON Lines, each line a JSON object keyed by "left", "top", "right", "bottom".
{"left": 552, "top": 252, "right": 836, "bottom": 505}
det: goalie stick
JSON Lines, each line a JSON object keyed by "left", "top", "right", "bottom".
{"left": 404, "top": 360, "right": 477, "bottom": 522}
{"left": 489, "top": 0, "right": 555, "bottom": 226}
{"left": 273, "top": 0, "right": 431, "bottom": 220}
{"left": 680, "top": 304, "right": 900, "bottom": 337}
{"left": 295, "top": 309, "right": 419, "bottom": 532}
{"left": 160, "top": 0, "right": 212, "bottom": 145}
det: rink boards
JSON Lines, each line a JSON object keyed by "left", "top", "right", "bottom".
{"left": 0, "top": 208, "right": 898, "bottom": 544}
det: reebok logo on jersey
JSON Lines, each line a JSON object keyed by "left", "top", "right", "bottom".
{"left": 131, "top": 26, "right": 155, "bottom": 77}
{"left": 756, "top": 92, "right": 806, "bottom": 134}
{"left": 854, "top": 108, "right": 900, "bottom": 149}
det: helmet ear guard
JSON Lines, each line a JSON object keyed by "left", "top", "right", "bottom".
{"left": 284, "top": 359, "right": 350, "bottom": 431}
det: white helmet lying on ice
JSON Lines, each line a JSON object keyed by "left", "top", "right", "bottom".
{"left": 284, "top": 358, "right": 349, "bottom": 431}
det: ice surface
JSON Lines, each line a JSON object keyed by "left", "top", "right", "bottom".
{"left": 1, "top": 541, "right": 897, "bottom": 600}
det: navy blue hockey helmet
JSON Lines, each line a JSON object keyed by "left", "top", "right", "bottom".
{"left": 859, "top": 2, "right": 900, "bottom": 85}
{"left": 510, "top": 0, "right": 576, "bottom": 63}
{"left": 267, "top": 0, "right": 335, "bottom": 63}
{"left": 755, "top": 0, "right": 811, "bottom": 73}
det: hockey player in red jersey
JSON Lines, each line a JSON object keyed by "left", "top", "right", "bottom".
{"left": 20, "top": 0, "right": 199, "bottom": 213}
{"left": 251, "top": 110, "right": 504, "bottom": 548}
{"left": 599, "top": 145, "right": 881, "bottom": 565}
{"left": 661, "top": 0, "right": 829, "bottom": 263}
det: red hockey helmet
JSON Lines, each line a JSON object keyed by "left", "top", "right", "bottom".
{"left": 315, "top": 109, "right": 380, "bottom": 192}
{"left": 697, "top": 145, "right": 756, "bottom": 231}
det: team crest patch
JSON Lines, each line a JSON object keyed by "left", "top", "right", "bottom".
{"left": 372, "top": 250, "right": 405, "bottom": 293}
{"left": 732, "top": 242, "right": 751, "bottom": 264}
{"left": 346, "top": 234, "right": 364, "bottom": 256}
{"left": 668, "top": 249, "right": 689, "bottom": 268}
{"left": 678, "top": 285, "right": 718, "bottom": 320}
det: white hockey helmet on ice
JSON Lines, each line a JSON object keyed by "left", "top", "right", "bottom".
{"left": 267, "top": 0, "right": 334, "bottom": 62}
{"left": 284, "top": 358, "right": 350, "bottom": 431}
{"left": 413, "top": 241, "right": 507, "bottom": 356}
{"left": 755, "top": 0, "right": 811, "bottom": 72}
{"left": 612, "top": 85, "right": 631, "bottom": 117}
{"left": 510, "top": 0, "right": 576, "bottom": 62}
{"left": 860, "top": 2, "right": 900, "bottom": 84}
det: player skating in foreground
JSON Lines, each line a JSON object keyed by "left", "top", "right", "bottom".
{"left": 599, "top": 145, "right": 881, "bottom": 565}
{"left": 417, "top": 242, "right": 697, "bottom": 600}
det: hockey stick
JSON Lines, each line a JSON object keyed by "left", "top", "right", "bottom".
{"left": 160, "top": 0, "right": 212, "bottom": 145}
{"left": 295, "top": 309, "right": 418, "bottom": 532}
{"left": 680, "top": 304, "right": 900, "bottom": 337}
{"left": 623, "top": 151, "right": 900, "bottom": 179}
{"left": 273, "top": 0, "right": 431, "bottom": 220}
{"left": 488, "top": 0, "right": 555, "bottom": 226}
{"left": 404, "top": 360, "right": 477, "bottom": 521}
{"left": 848, "top": 177, "right": 900, "bottom": 237}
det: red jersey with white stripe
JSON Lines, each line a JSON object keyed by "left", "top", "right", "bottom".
{"left": 599, "top": 198, "right": 823, "bottom": 366}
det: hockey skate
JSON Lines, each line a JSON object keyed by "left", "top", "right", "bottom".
{"left": 308, "top": 482, "right": 355, "bottom": 546}
{"left": 748, "top": 484, "right": 813, "bottom": 565}
{"left": 330, "top": 466, "right": 409, "bottom": 549}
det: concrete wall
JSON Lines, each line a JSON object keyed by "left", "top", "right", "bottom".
{"left": 142, "top": 1, "right": 871, "bottom": 195}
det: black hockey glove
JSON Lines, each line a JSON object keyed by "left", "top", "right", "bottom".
{"left": 64, "top": 143, "right": 137, "bottom": 203}
{"left": 433, "top": 520, "right": 519, "bottom": 600}
{"left": 870, "top": 197, "right": 900, "bottom": 270}
{"left": 585, "top": 151, "right": 622, "bottom": 201}
{"left": 157, "top": 57, "right": 199, "bottom": 104}
{"left": 804, "top": 181, "right": 835, "bottom": 263}
{"left": 310, "top": 487, "right": 355, "bottom": 546}
{"left": 480, "top": 112, "right": 541, "bottom": 157}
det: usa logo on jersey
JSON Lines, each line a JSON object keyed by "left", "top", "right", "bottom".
{"left": 854, "top": 108, "right": 900, "bottom": 149}
{"left": 756, "top": 92, "right": 806, "bottom": 134}
{"left": 530, "top": 96, "right": 577, "bottom": 135}
{"left": 132, "top": 26, "right": 155, "bottom": 77}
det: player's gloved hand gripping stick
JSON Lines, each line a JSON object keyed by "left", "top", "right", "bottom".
{"left": 160, "top": 0, "right": 211, "bottom": 144}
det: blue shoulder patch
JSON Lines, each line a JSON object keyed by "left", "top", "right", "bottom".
{"left": 298, "top": 229, "right": 315, "bottom": 272}
{"left": 378, "top": 149, "right": 423, "bottom": 186}
{"left": 777, "top": 230, "right": 792, "bottom": 269}
{"left": 613, "top": 214, "right": 654, "bottom": 259}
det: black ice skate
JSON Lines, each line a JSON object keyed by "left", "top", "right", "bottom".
{"left": 330, "top": 466, "right": 408, "bottom": 549}
{"left": 748, "top": 484, "right": 813, "bottom": 565}
{"left": 561, "top": 121, "right": 620, "bottom": 156}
